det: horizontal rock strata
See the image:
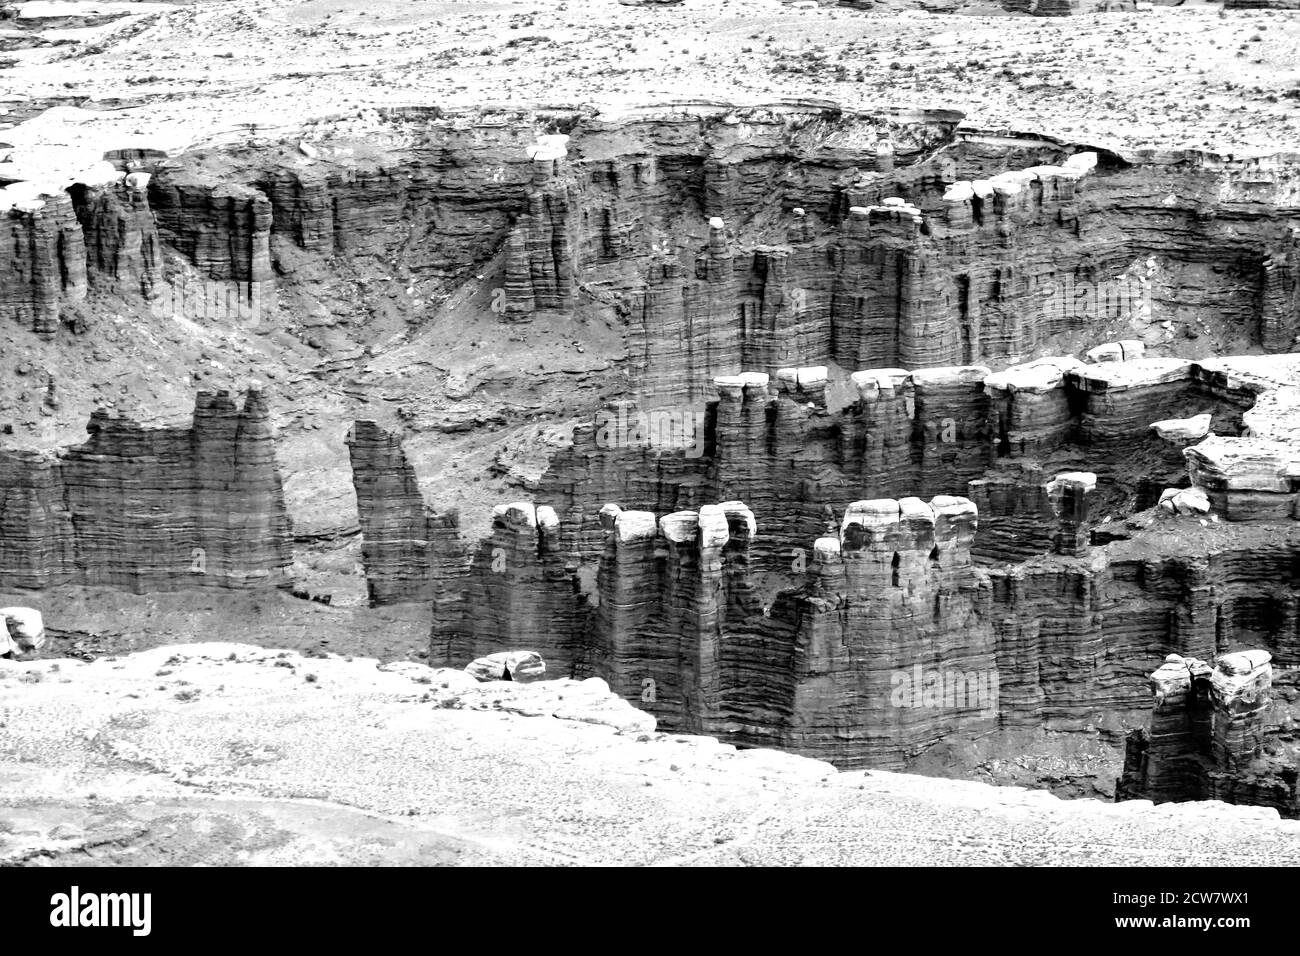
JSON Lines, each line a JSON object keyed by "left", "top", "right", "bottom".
{"left": 1117, "top": 652, "right": 1298, "bottom": 817}
{"left": 0, "top": 389, "right": 291, "bottom": 592}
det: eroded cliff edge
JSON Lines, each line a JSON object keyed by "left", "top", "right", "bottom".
{"left": 4, "top": 642, "right": 1297, "bottom": 866}
{"left": 3, "top": 102, "right": 1300, "bottom": 804}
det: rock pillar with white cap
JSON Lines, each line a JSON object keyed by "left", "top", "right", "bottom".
{"left": 779, "top": 495, "right": 996, "bottom": 768}
{"left": 1046, "top": 471, "right": 1097, "bottom": 556}
{"left": 842, "top": 368, "right": 916, "bottom": 496}
{"left": 500, "top": 135, "right": 578, "bottom": 319}
{"left": 1117, "top": 651, "right": 1294, "bottom": 814}
{"left": 593, "top": 505, "right": 661, "bottom": 705}
{"left": 1, "top": 183, "right": 88, "bottom": 334}
{"left": 69, "top": 164, "right": 162, "bottom": 298}
{"left": 451, "top": 501, "right": 586, "bottom": 675}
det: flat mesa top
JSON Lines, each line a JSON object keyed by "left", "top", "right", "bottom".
{"left": 2, "top": 0, "right": 1300, "bottom": 179}
{"left": 1071, "top": 358, "right": 1194, "bottom": 389}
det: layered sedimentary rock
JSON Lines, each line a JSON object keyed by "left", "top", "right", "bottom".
{"left": 1117, "top": 652, "right": 1298, "bottom": 816}
{"left": 984, "top": 356, "right": 1083, "bottom": 458}
{"left": 1223, "top": 0, "right": 1300, "bottom": 8}
{"left": 111, "top": 108, "right": 1297, "bottom": 412}
{"left": 5, "top": 105, "right": 1300, "bottom": 789}
{"left": 2, "top": 162, "right": 162, "bottom": 333}
{"left": 346, "top": 422, "right": 470, "bottom": 656}
{"left": 0, "top": 389, "right": 291, "bottom": 592}
{"left": 1001, "top": 0, "right": 1081, "bottom": 12}
{"left": 561, "top": 482, "right": 1294, "bottom": 767}
{"left": 499, "top": 135, "right": 578, "bottom": 318}
{"left": 592, "top": 501, "right": 765, "bottom": 734}
{"left": 434, "top": 502, "right": 588, "bottom": 676}
{"left": 771, "top": 495, "right": 998, "bottom": 766}
{"left": 967, "top": 462, "right": 1059, "bottom": 560}
{"left": 68, "top": 173, "right": 161, "bottom": 297}
{"left": 912, "top": 365, "right": 993, "bottom": 496}
{"left": 1046, "top": 471, "right": 1096, "bottom": 556}
{"left": 348, "top": 421, "right": 442, "bottom": 605}
{"left": 7, "top": 104, "right": 1299, "bottom": 370}
{"left": 1071, "top": 358, "right": 1195, "bottom": 449}
{"left": 521, "top": 351, "right": 1237, "bottom": 581}
{"left": 426, "top": 495, "right": 995, "bottom": 767}
{"left": 1184, "top": 436, "right": 1300, "bottom": 521}
{"left": 1, "top": 184, "right": 87, "bottom": 334}
{"left": 147, "top": 169, "right": 274, "bottom": 312}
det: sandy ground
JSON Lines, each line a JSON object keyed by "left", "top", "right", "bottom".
{"left": 2, "top": 641, "right": 1298, "bottom": 865}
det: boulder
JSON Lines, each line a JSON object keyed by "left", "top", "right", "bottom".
{"left": 465, "top": 651, "right": 546, "bottom": 683}
{"left": 1157, "top": 486, "right": 1211, "bottom": 516}
{"left": 0, "top": 606, "right": 45, "bottom": 656}
{"left": 1151, "top": 412, "right": 1212, "bottom": 443}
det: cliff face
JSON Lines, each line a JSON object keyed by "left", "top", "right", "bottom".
{"left": 0, "top": 389, "right": 292, "bottom": 593}
{"left": 1, "top": 189, "right": 87, "bottom": 335}
{"left": 1117, "top": 651, "right": 1298, "bottom": 817}
{"left": 2, "top": 166, "right": 163, "bottom": 335}
{"left": 431, "top": 501, "right": 588, "bottom": 678}
{"left": 147, "top": 172, "right": 275, "bottom": 314}
{"left": 4, "top": 108, "right": 1298, "bottom": 360}
{"left": 4, "top": 105, "right": 1300, "bottom": 794}
{"left": 514, "top": 353, "right": 1239, "bottom": 582}
{"left": 68, "top": 175, "right": 162, "bottom": 299}
{"left": 401, "top": 486, "right": 1300, "bottom": 772}
{"left": 6, "top": 107, "right": 1298, "bottom": 375}
{"left": 769, "top": 496, "right": 998, "bottom": 767}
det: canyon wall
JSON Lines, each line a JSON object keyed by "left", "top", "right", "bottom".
{"left": 2, "top": 166, "right": 161, "bottom": 334}
{"left": 0, "top": 389, "right": 292, "bottom": 592}
{"left": 5, "top": 108, "right": 1298, "bottom": 387}
{"left": 517, "top": 353, "right": 1242, "bottom": 577}
{"left": 1, "top": 186, "right": 88, "bottom": 335}
{"left": 4, "top": 105, "right": 1300, "bottom": 784}
{"left": 401, "top": 485, "right": 1300, "bottom": 770}
{"left": 1116, "top": 651, "right": 1298, "bottom": 817}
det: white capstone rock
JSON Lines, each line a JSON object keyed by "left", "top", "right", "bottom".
{"left": 1158, "top": 486, "right": 1211, "bottom": 515}
{"left": 614, "top": 510, "right": 657, "bottom": 543}
{"left": 527, "top": 134, "right": 569, "bottom": 162}
{"left": 465, "top": 651, "right": 546, "bottom": 683}
{"left": 1151, "top": 413, "right": 1212, "bottom": 443}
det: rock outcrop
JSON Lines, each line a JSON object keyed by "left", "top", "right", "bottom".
{"left": 1117, "top": 652, "right": 1298, "bottom": 817}
{"left": 69, "top": 173, "right": 162, "bottom": 298}
{"left": 433, "top": 502, "right": 588, "bottom": 677}
{"left": 587, "top": 495, "right": 996, "bottom": 767}
{"left": 768, "top": 495, "right": 998, "bottom": 767}
{"left": 0, "top": 606, "right": 44, "bottom": 656}
{"left": 593, "top": 501, "right": 763, "bottom": 735}
{"left": 0, "top": 389, "right": 291, "bottom": 592}
{"left": 499, "top": 135, "right": 578, "bottom": 318}
{"left": 519, "top": 352, "right": 1240, "bottom": 581}
{"left": 1, "top": 162, "right": 165, "bottom": 334}
{"left": 147, "top": 170, "right": 275, "bottom": 315}
{"left": 1183, "top": 436, "right": 1300, "bottom": 521}
{"left": 4, "top": 105, "right": 1299, "bottom": 366}
{"left": 399, "top": 480, "right": 1300, "bottom": 774}
{"left": 465, "top": 650, "right": 546, "bottom": 683}
{"left": 347, "top": 421, "right": 452, "bottom": 606}
{"left": 1, "top": 184, "right": 87, "bottom": 334}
